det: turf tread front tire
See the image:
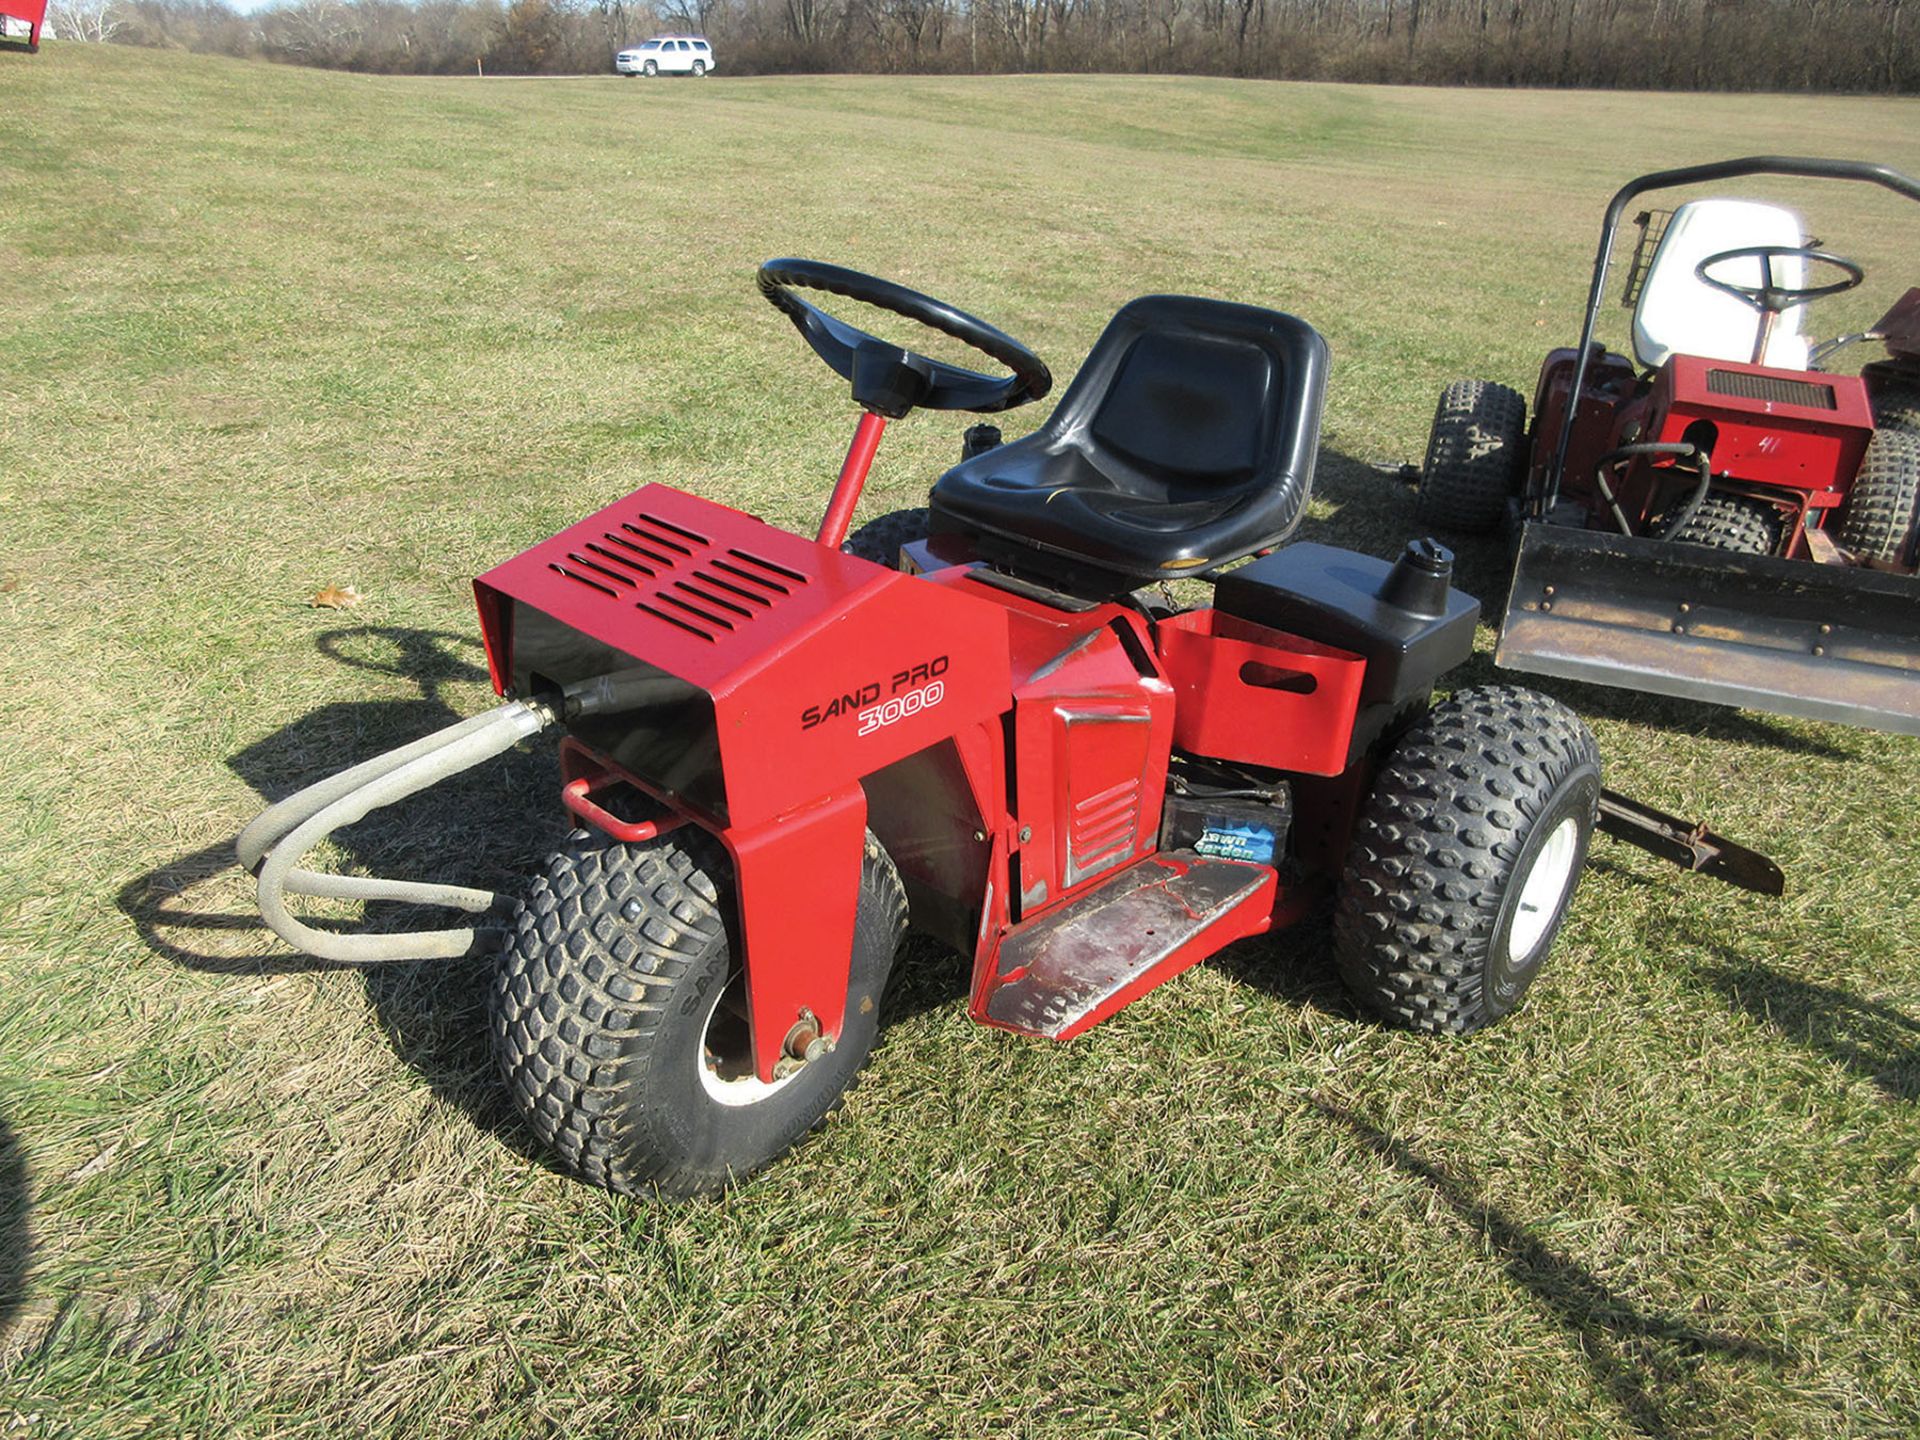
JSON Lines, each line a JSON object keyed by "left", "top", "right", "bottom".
{"left": 842, "top": 507, "right": 931, "bottom": 567}
{"left": 1868, "top": 378, "right": 1920, "bottom": 432}
{"left": 1334, "top": 686, "right": 1600, "bottom": 1036}
{"left": 1660, "top": 493, "right": 1780, "bottom": 554}
{"left": 1417, "top": 380, "right": 1528, "bottom": 534}
{"left": 1839, "top": 426, "right": 1920, "bottom": 565}
{"left": 491, "top": 828, "right": 905, "bottom": 1197}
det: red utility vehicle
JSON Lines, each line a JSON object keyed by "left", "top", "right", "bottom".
{"left": 241, "top": 263, "right": 1775, "bottom": 1196}
{"left": 2, "top": 0, "right": 45, "bottom": 50}
{"left": 1415, "top": 157, "right": 1920, "bottom": 734}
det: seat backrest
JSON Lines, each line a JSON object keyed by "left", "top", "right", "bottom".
{"left": 1087, "top": 327, "right": 1279, "bottom": 486}
{"left": 1632, "top": 198, "right": 1810, "bottom": 370}
{"left": 1056, "top": 295, "right": 1326, "bottom": 502}
{"left": 927, "top": 295, "right": 1329, "bottom": 586}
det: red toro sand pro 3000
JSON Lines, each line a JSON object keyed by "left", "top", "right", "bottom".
{"left": 1414, "top": 156, "right": 1920, "bottom": 734}
{"left": 241, "top": 264, "right": 1777, "bottom": 1197}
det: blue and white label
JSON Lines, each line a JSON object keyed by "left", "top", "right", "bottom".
{"left": 1195, "top": 819, "right": 1276, "bottom": 865}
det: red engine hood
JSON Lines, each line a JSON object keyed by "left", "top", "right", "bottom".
{"left": 1654, "top": 354, "right": 1873, "bottom": 497}
{"left": 471, "top": 483, "right": 1012, "bottom": 827}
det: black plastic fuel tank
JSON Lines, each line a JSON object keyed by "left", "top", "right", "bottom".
{"left": 1213, "top": 539, "right": 1480, "bottom": 709}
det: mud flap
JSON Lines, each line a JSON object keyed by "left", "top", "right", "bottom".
{"left": 1496, "top": 523, "right": 1920, "bottom": 736}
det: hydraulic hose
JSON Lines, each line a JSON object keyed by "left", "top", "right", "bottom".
{"left": 242, "top": 699, "right": 556, "bottom": 964}
{"left": 236, "top": 706, "right": 510, "bottom": 872}
{"left": 1659, "top": 448, "right": 1716, "bottom": 542}
{"left": 1588, "top": 442, "right": 1705, "bottom": 538}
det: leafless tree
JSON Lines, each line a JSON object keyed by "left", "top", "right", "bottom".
{"left": 90, "top": 0, "right": 1920, "bottom": 90}
{"left": 266, "top": 0, "right": 362, "bottom": 61}
{"left": 49, "top": 0, "right": 123, "bottom": 40}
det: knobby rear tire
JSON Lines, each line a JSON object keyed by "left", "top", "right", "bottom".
{"left": 1416, "top": 380, "right": 1528, "bottom": 534}
{"left": 1868, "top": 378, "right": 1920, "bottom": 432}
{"left": 842, "top": 507, "right": 931, "bottom": 568}
{"left": 1334, "top": 686, "right": 1601, "bottom": 1036}
{"left": 1659, "top": 493, "right": 1780, "bottom": 555}
{"left": 1839, "top": 425, "right": 1920, "bottom": 566}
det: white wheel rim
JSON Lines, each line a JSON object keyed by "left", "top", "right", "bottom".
{"left": 1507, "top": 816, "right": 1580, "bottom": 965}
{"left": 698, "top": 975, "right": 799, "bottom": 1108}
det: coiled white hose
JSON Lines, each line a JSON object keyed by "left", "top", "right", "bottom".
{"left": 236, "top": 699, "right": 556, "bottom": 964}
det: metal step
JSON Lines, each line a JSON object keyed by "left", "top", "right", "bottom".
{"left": 980, "top": 852, "right": 1275, "bottom": 1041}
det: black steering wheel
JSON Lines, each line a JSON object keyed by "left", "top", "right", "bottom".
{"left": 757, "top": 259, "right": 1052, "bottom": 418}
{"left": 1694, "top": 245, "right": 1865, "bottom": 316}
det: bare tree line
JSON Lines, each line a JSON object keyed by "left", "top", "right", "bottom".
{"left": 56, "top": 0, "right": 1920, "bottom": 90}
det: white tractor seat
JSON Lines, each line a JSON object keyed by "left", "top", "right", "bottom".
{"left": 1632, "top": 198, "right": 1812, "bottom": 371}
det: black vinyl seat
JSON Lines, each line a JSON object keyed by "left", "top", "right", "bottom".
{"left": 930, "top": 295, "right": 1329, "bottom": 585}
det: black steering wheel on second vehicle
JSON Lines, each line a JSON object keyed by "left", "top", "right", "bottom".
{"left": 1694, "top": 244, "right": 1865, "bottom": 365}
{"left": 1694, "top": 244, "right": 1865, "bottom": 316}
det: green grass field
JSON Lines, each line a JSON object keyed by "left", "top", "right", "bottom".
{"left": 3, "top": 42, "right": 1919, "bottom": 1438}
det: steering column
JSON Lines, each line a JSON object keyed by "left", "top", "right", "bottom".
{"left": 756, "top": 258, "right": 1052, "bottom": 547}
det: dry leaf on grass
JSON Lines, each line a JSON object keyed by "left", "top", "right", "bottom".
{"left": 310, "top": 583, "right": 363, "bottom": 610}
{"left": 66, "top": 1141, "right": 123, "bottom": 1183}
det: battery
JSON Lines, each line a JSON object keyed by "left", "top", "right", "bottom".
{"left": 1159, "top": 791, "right": 1291, "bottom": 867}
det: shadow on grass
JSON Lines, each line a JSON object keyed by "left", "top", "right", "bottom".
{"left": 0, "top": 1116, "right": 27, "bottom": 1342}
{"left": 120, "top": 626, "right": 573, "bottom": 1170}
{"left": 1211, "top": 909, "right": 1367, "bottom": 1025}
{"left": 120, "top": 627, "right": 562, "bottom": 973}
{"left": 121, "top": 623, "right": 982, "bottom": 1175}
{"left": 1537, "top": 677, "right": 1858, "bottom": 761}
{"left": 1313, "top": 1098, "right": 1788, "bottom": 1440}
{"left": 1696, "top": 955, "right": 1918, "bottom": 1102}
{"left": 880, "top": 901, "right": 1364, "bottom": 1037}
{"left": 878, "top": 935, "right": 973, "bottom": 1031}
{"left": 1293, "top": 451, "right": 1513, "bottom": 595}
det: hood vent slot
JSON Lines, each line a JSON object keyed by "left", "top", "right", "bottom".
{"left": 532, "top": 502, "right": 819, "bottom": 647}
{"left": 727, "top": 548, "right": 809, "bottom": 587}
{"left": 635, "top": 599, "right": 717, "bottom": 641}
{"left": 1705, "top": 369, "right": 1837, "bottom": 410}
{"left": 636, "top": 511, "right": 710, "bottom": 548}
{"left": 549, "top": 562, "right": 620, "bottom": 598}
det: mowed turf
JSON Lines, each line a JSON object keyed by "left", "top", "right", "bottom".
{"left": 3, "top": 42, "right": 1919, "bottom": 1438}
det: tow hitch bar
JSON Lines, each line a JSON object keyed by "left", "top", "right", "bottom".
{"left": 1595, "top": 787, "right": 1785, "bottom": 895}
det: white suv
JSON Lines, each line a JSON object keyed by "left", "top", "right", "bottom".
{"left": 616, "top": 36, "right": 716, "bottom": 77}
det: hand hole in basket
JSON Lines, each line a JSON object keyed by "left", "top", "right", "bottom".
{"left": 1239, "top": 661, "right": 1318, "bottom": 694}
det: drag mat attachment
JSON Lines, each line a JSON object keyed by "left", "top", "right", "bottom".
{"left": 1595, "top": 788, "right": 1784, "bottom": 896}
{"left": 1497, "top": 523, "right": 1920, "bottom": 736}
